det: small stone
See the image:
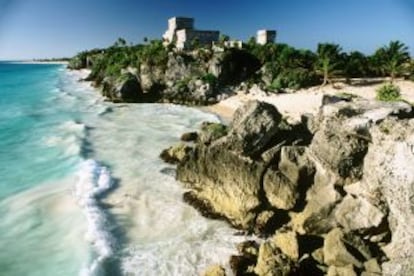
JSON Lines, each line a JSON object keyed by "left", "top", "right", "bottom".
{"left": 236, "top": 240, "right": 259, "bottom": 257}
{"left": 335, "top": 195, "right": 385, "bottom": 231}
{"left": 272, "top": 231, "right": 300, "bottom": 260}
{"left": 327, "top": 265, "right": 357, "bottom": 276}
{"left": 159, "top": 143, "right": 192, "bottom": 164}
{"left": 254, "top": 210, "right": 276, "bottom": 235}
{"left": 364, "top": 258, "right": 382, "bottom": 274}
{"left": 203, "top": 264, "right": 226, "bottom": 276}
{"left": 180, "top": 131, "right": 198, "bottom": 142}
{"left": 254, "top": 240, "right": 295, "bottom": 276}
{"left": 323, "top": 228, "right": 371, "bottom": 268}
{"left": 312, "top": 248, "right": 324, "bottom": 264}
{"left": 229, "top": 255, "right": 255, "bottom": 276}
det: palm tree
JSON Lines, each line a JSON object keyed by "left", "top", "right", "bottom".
{"left": 344, "top": 51, "right": 370, "bottom": 78}
{"left": 374, "top": 40, "right": 410, "bottom": 83}
{"left": 315, "top": 43, "right": 343, "bottom": 86}
{"left": 112, "top": 37, "right": 127, "bottom": 48}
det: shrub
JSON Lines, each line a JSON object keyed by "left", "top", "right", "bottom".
{"left": 201, "top": 73, "right": 218, "bottom": 87}
{"left": 175, "top": 78, "right": 191, "bottom": 92}
{"left": 268, "top": 68, "right": 319, "bottom": 92}
{"left": 200, "top": 122, "right": 228, "bottom": 143}
{"left": 376, "top": 83, "right": 401, "bottom": 101}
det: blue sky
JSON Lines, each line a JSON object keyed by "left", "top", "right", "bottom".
{"left": 0, "top": 0, "right": 413, "bottom": 59}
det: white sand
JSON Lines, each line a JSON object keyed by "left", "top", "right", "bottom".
{"left": 208, "top": 80, "right": 414, "bottom": 123}
{"left": 15, "top": 60, "right": 69, "bottom": 65}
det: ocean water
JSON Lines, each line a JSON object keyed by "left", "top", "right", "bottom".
{"left": 0, "top": 62, "right": 244, "bottom": 275}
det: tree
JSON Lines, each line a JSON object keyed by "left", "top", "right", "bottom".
{"left": 315, "top": 43, "right": 343, "bottom": 86}
{"left": 373, "top": 40, "right": 410, "bottom": 83}
{"left": 114, "top": 37, "right": 127, "bottom": 47}
{"left": 219, "top": 34, "right": 230, "bottom": 43}
{"left": 343, "top": 51, "right": 370, "bottom": 78}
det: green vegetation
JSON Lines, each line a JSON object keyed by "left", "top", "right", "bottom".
{"left": 201, "top": 122, "right": 228, "bottom": 142}
{"left": 373, "top": 41, "right": 410, "bottom": 83}
{"left": 376, "top": 83, "right": 401, "bottom": 102}
{"left": 68, "top": 35, "right": 412, "bottom": 103}
{"left": 202, "top": 73, "right": 218, "bottom": 87}
{"left": 315, "top": 43, "right": 343, "bottom": 86}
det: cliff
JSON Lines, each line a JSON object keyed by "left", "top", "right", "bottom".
{"left": 68, "top": 42, "right": 262, "bottom": 105}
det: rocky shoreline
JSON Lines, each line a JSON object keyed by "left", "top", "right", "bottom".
{"left": 161, "top": 97, "right": 414, "bottom": 275}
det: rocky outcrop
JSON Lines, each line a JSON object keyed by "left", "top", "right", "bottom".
{"left": 71, "top": 46, "right": 264, "bottom": 105}
{"left": 176, "top": 101, "right": 309, "bottom": 229}
{"left": 102, "top": 72, "right": 143, "bottom": 102}
{"left": 162, "top": 97, "right": 414, "bottom": 275}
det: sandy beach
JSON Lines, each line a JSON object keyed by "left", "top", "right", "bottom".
{"left": 12, "top": 60, "right": 69, "bottom": 65}
{"left": 207, "top": 80, "right": 414, "bottom": 123}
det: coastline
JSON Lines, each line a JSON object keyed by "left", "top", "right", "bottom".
{"left": 9, "top": 60, "right": 69, "bottom": 65}
{"left": 66, "top": 64, "right": 414, "bottom": 275}
{"left": 64, "top": 67, "right": 248, "bottom": 274}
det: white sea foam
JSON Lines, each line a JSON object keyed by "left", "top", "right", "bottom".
{"left": 74, "top": 159, "right": 116, "bottom": 276}
{"left": 44, "top": 120, "right": 87, "bottom": 156}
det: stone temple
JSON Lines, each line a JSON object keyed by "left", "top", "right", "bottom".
{"left": 256, "top": 30, "right": 277, "bottom": 45}
{"left": 163, "top": 17, "right": 220, "bottom": 50}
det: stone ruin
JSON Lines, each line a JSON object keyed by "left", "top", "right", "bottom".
{"left": 256, "top": 29, "right": 277, "bottom": 45}
{"left": 163, "top": 17, "right": 220, "bottom": 50}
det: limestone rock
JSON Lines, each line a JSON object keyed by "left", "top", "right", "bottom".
{"left": 272, "top": 230, "right": 299, "bottom": 260}
{"left": 177, "top": 144, "right": 265, "bottom": 229}
{"left": 254, "top": 210, "right": 276, "bottom": 235}
{"left": 264, "top": 169, "right": 298, "bottom": 210}
{"left": 237, "top": 240, "right": 259, "bottom": 257}
{"left": 175, "top": 102, "right": 291, "bottom": 229}
{"left": 159, "top": 143, "right": 192, "bottom": 164}
{"left": 323, "top": 228, "right": 372, "bottom": 268}
{"left": 382, "top": 257, "right": 414, "bottom": 276}
{"left": 312, "top": 248, "right": 324, "bottom": 264}
{"left": 103, "top": 73, "right": 143, "bottom": 102}
{"left": 327, "top": 265, "right": 357, "bottom": 276}
{"left": 334, "top": 195, "right": 386, "bottom": 231}
{"left": 310, "top": 115, "right": 369, "bottom": 180}
{"left": 291, "top": 166, "right": 341, "bottom": 235}
{"left": 361, "top": 118, "right": 414, "bottom": 266}
{"left": 229, "top": 255, "right": 255, "bottom": 276}
{"left": 254, "top": 240, "right": 296, "bottom": 276}
{"left": 363, "top": 258, "right": 382, "bottom": 274}
{"left": 229, "top": 100, "right": 283, "bottom": 156}
{"left": 198, "top": 122, "right": 228, "bottom": 145}
{"left": 278, "top": 146, "right": 313, "bottom": 185}
{"left": 203, "top": 265, "right": 226, "bottom": 276}
{"left": 264, "top": 146, "right": 315, "bottom": 210}
{"left": 160, "top": 99, "right": 414, "bottom": 274}
{"left": 139, "top": 63, "right": 164, "bottom": 94}
{"left": 180, "top": 131, "right": 198, "bottom": 142}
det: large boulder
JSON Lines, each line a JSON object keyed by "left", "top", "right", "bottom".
{"left": 177, "top": 143, "right": 265, "bottom": 229}
{"left": 176, "top": 101, "right": 294, "bottom": 229}
{"left": 264, "top": 146, "right": 314, "bottom": 210}
{"left": 228, "top": 100, "right": 284, "bottom": 156}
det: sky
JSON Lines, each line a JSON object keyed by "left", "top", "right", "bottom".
{"left": 0, "top": 0, "right": 413, "bottom": 59}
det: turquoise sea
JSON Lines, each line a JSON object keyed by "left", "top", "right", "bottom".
{"left": 0, "top": 62, "right": 243, "bottom": 275}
